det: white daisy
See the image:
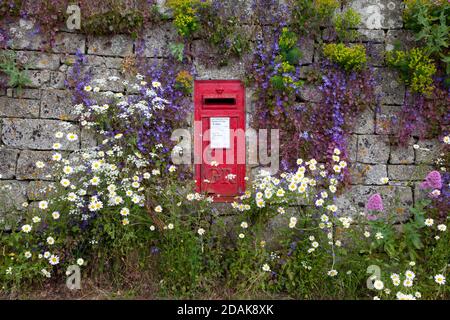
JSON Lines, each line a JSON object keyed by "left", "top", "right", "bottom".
{"left": 405, "top": 270, "right": 415, "bottom": 280}
{"left": 373, "top": 280, "right": 384, "bottom": 290}
{"left": 66, "top": 133, "right": 78, "bottom": 142}
{"left": 434, "top": 274, "right": 446, "bottom": 285}
{"left": 327, "top": 269, "right": 338, "bottom": 277}
{"left": 120, "top": 208, "right": 130, "bottom": 216}
{"left": 38, "top": 200, "right": 48, "bottom": 210}
{"left": 60, "top": 178, "right": 71, "bottom": 187}
{"left": 35, "top": 161, "right": 45, "bottom": 169}
{"left": 49, "top": 255, "right": 59, "bottom": 265}
{"left": 21, "top": 224, "right": 32, "bottom": 233}
{"left": 52, "top": 153, "right": 62, "bottom": 161}
{"left": 52, "top": 143, "right": 62, "bottom": 150}
{"left": 32, "top": 216, "right": 41, "bottom": 223}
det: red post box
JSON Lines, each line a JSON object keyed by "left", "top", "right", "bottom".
{"left": 194, "top": 80, "right": 246, "bottom": 201}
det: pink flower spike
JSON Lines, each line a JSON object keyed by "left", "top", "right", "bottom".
{"left": 366, "top": 194, "right": 384, "bottom": 212}
{"left": 420, "top": 171, "right": 442, "bottom": 190}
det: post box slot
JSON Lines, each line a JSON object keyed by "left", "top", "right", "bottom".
{"left": 204, "top": 97, "right": 236, "bottom": 105}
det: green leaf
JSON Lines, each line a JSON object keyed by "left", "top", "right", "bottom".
{"left": 169, "top": 42, "right": 185, "bottom": 62}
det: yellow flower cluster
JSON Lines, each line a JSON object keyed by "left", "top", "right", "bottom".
{"left": 315, "top": 0, "right": 340, "bottom": 19}
{"left": 387, "top": 48, "right": 436, "bottom": 95}
{"left": 167, "top": 0, "right": 210, "bottom": 37}
{"left": 323, "top": 43, "right": 367, "bottom": 72}
{"left": 175, "top": 70, "right": 194, "bottom": 93}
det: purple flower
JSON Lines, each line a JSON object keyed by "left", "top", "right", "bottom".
{"left": 366, "top": 194, "right": 384, "bottom": 212}
{"left": 420, "top": 171, "right": 442, "bottom": 190}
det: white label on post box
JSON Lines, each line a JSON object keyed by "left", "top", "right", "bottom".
{"left": 210, "top": 117, "right": 230, "bottom": 149}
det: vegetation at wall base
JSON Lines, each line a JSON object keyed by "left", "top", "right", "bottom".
{"left": 0, "top": 0, "right": 449, "bottom": 300}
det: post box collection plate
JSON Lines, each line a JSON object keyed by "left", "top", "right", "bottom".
{"left": 210, "top": 117, "right": 230, "bottom": 149}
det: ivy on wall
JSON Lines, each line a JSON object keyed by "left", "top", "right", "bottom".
{"left": 0, "top": 0, "right": 161, "bottom": 44}
{"left": 389, "top": 0, "right": 449, "bottom": 144}
{"left": 0, "top": 0, "right": 448, "bottom": 171}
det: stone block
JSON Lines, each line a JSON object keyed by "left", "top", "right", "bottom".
{"left": 23, "top": 70, "right": 51, "bottom": 88}
{"left": 0, "top": 148, "right": 19, "bottom": 179}
{"left": 374, "top": 68, "right": 405, "bottom": 105}
{"left": 40, "top": 89, "right": 77, "bottom": 121}
{"left": 298, "top": 84, "right": 323, "bottom": 103}
{"left": 49, "top": 71, "right": 66, "bottom": 89}
{"left": 194, "top": 55, "right": 247, "bottom": 80}
{"left": 390, "top": 141, "right": 415, "bottom": 164}
{"left": 357, "top": 135, "right": 390, "bottom": 163}
{"left": 0, "top": 97, "right": 40, "bottom": 118}
{"left": 348, "top": 134, "right": 358, "bottom": 163}
{"left": 81, "top": 127, "right": 98, "bottom": 149}
{"left": 375, "top": 104, "right": 402, "bottom": 134}
{"left": 0, "top": 180, "right": 28, "bottom": 215}
{"left": 364, "top": 43, "right": 385, "bottom": 67}
{"left": 52, "top": 32, "right": 86, "bottom": 54}
{"left": 386, "top": 30, "right": 416, "bottom": 52}
{"left": 350, "top": 163, "right": 387, "bottom": 185}
{"left": 16, "top": 150, "right": 58, "bottom": 180}
{"left": 353, "top": 107, "right": 375, "bottom": 134}
{"left": 88, "top": 35, "right": 133, "bottom": 57}
{"left": 388, "top": 164, "right": 433, "bottom": 181}
{"left": 414, "top": 139, "right": 441, "bottom": 164}
{"left": 2, "top": 118, "right": 80, "bottom": 150}
{"left": 16, "top": 51, "right": 60, "bottom": 70}
{"left": 355, "top": 29, "right": 385, "bottom": 43}
{"left": 298, "top": 37, "right": 314, "bottom": 65}
{"left": 335, "top": 185, "right": 413, "bottom": 218}
{"left": 12, "top": 89, "right": 41, "bottom": 99}
{"left": 139, "top": 23, "right": 176, "bottom": 57}
{"left": 245, "top": 87, "right": 256, "bottom": 114}
{"left": 87, "top": 55, "right": 124, "bottom": 69}
{"left": 347, "top": 0, "right": 403, "bottom": 29}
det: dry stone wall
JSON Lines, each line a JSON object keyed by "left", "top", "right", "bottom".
{"left": 0, "top": 0, "right": 442, "bottom": 222}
